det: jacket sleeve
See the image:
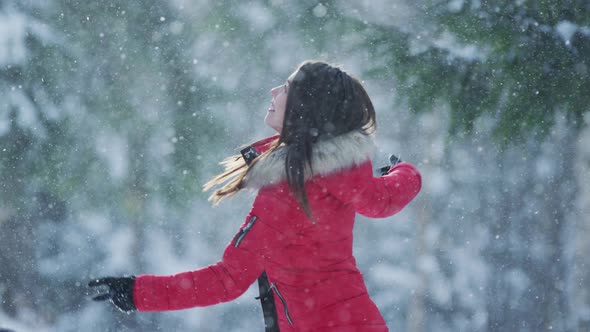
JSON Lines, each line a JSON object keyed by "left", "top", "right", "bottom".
{"left": 132, "top": 215, "right": 265, "bottom": 312}
{"left": 313, "top": 161, "right": 422, "bottom": 218}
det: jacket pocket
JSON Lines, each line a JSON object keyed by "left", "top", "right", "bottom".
{"left": 233, "top": 215, "right": 258, "bottom": 248}
{"left": 271, "top": 283, "right": 294, "bottom": 326}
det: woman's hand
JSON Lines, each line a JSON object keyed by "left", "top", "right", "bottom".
{"left": 88, "top": 276, "right": 137, "bottom": 313}
{"left": 378, "top": 154, "right": 402, "bottom": 176}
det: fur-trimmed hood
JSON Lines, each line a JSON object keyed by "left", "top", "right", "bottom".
{"left": 243, "top": 130, "right": 376, "bottom": 189}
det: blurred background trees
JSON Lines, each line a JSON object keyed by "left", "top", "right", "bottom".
{"left": 1, "top": 0, "right": 588, "bottom": 331}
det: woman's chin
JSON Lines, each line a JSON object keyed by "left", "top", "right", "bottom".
{"left": 265, "top": 123, "right": 281, "bottom": 133}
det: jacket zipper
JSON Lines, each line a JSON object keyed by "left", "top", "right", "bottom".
{"left": 233, "top": 215, "right": 258, "bottom": 248}
{"left": 270, "top": 283, "right": 293, "bottom": 326}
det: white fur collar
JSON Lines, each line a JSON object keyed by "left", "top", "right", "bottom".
{"left": 243, "top": 130, "right": 376, "bottom": 189}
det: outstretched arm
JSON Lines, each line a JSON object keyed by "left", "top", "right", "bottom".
{"left": 314, "top": 161, "right": 421, "bottom": 218}
{"left": 133, "top": 216, "right": 265, "bottom": 312}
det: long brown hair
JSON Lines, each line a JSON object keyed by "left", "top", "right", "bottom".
{"left": 204, "top": 61, "right": 377, "bottom": 218}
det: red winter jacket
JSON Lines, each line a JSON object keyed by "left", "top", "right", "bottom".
{"left": 133, "top": 130, "right": 422, "bottom": 331}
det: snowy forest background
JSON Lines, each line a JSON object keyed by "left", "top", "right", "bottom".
{"left": 1, "top": 0, "right": 589, "bottom": 331}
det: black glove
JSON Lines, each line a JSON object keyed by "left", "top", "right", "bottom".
{"left": 88, "top": 276, "right": 137, "bottom": 313}
{"left": 379, "top": 154, "right": 403, "bottom": 176}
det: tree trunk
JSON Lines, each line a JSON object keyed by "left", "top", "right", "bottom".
{"left": 406, "top": 110, "right": 444, "bottom": 332}
{"left": 572, "top": 117, "right": 590, "bottom": 331}
{"left": 406, "top": 198, "right": 429, "bottom": 332}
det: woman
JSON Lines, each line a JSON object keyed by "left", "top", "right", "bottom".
{"left": 89, "top": 61, "right": 422, "bottom": 331}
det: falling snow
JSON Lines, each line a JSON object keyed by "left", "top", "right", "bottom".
{"left": 1, "top": 1, "right": 589, "bottom": 332}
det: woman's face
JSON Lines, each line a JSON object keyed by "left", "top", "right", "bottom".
{"left": 265, "top": 72, "right": 296, "bottom": 133}
{"left": 264, "top": 82, "right": 288, "bottom": 133}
